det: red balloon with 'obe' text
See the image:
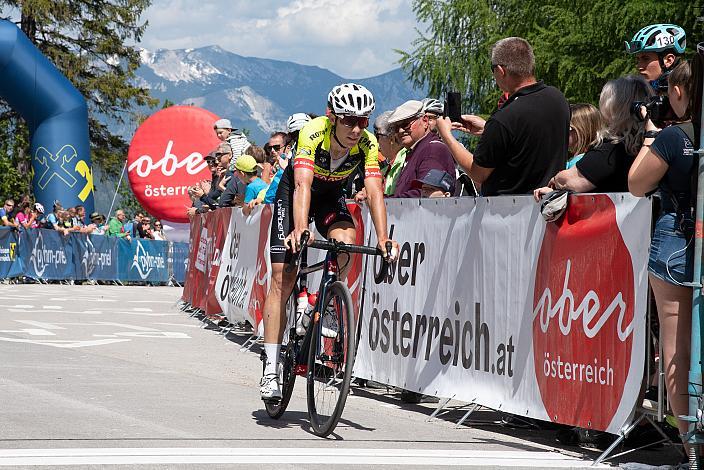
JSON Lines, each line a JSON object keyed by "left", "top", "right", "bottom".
{"left": 127, "top": 106, "right": 221, "bottom": 223}
{"left": 532, "top": 195, "right": 635, "bottom": 431}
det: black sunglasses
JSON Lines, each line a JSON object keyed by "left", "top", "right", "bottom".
{"left": 491, "top": 63, "right": 503, "bottom": 73}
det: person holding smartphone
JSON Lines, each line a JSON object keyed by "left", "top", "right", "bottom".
{"left": 436, "top": 37, "right": 569, "bottom": 196}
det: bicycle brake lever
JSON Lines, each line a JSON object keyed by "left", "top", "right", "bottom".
{"left": 285, "top": 230, "right": 310, "bottom": 273}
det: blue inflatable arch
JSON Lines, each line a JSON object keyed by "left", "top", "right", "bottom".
{"left": 0, "top": 19, "right": 94, "bottom": 217}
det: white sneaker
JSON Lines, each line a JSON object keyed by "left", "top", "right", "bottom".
{"left": 321, "top": 309, "right": 339, "bottom": 338}
{"left": 260, "top": 374, "right": 282, "bottom": 402}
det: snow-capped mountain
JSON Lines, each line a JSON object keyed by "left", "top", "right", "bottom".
{"left": 134, "top": 45, "right": 422, "bottom": 144}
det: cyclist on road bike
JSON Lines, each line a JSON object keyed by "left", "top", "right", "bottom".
{"left": 260, "top": 83, "right": 398, "bottom": 401}
{"left": 625, "top": 23, "right": 686, "bottom": 93}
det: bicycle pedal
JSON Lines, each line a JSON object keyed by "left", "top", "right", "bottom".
{"left": 295, "top": 364, "right": 308, "bottom": 376}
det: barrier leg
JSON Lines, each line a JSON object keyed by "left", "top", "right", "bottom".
{"left": 426, "top": 397, "right": 452, "bottom": 422}
{"left": 593, "top": 414, "right": 645, "bottom": 465}
{"left": 455, "top": 403, "right": 479, "bottom": 428}
{"left": 592, "top": 413, "right": 684, "bottom": 465}
{"left": 240, "top": 334, "right": 260, "bottom": 352}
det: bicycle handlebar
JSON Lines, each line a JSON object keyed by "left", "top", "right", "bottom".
{"left": 309, "top": 239, "right": 382, "bottom": 256}
{"left": 286, "top": 230, "right": 392, "bottom": 273}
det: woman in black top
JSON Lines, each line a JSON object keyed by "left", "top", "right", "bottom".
{"left": 628, "top": 60, "right": 695, "bottom": 448}
{"left": 534, "top": 75, "right": 651, "bottom": 199}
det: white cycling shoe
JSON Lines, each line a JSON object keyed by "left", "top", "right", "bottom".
{"left": 260, "top": 374, "right": 282, "bottom": 402}
{"left": 321, "top": 310, "right": 339, "bottom": 338}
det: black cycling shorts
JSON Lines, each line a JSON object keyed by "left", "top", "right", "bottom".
{"left": 270, "top": 166, "right": 354, "bottom": 264}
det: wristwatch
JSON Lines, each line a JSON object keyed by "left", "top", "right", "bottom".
{"left": 644, "top": 130, "right": 660, "bottom": 138}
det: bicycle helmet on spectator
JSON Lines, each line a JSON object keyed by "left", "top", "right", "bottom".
{"left": 327, "top": 83, "right": 375, "bottom": 117}
{"left": 34, "top": 203, "right": 44, "bottom": 214}
{"left": 422, "top": 98, "right": 444, "bottom": 116}
{"left": 625, "top": 24, "right": 686, "bottom": 56}
{"left": 286, "top": 113, "right": 311, "bottom": 133}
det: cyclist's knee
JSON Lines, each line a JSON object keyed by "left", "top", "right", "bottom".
{"left": 269, "top": 262, "right": 296, "bottom": 294}
{"left": 327, "top": 222, "right": 356, "bottom": 244}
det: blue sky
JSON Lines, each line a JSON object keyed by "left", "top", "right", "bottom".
{"left": 139, "top": 0, "right": 422, "bottom": 78}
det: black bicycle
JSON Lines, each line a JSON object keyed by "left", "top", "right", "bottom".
{"left": 261, "top": 230, "right": 390, "bottom": 437}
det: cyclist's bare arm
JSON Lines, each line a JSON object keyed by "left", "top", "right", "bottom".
{"left": 287, "top": 166, "right": 314, "bottom": 253}
{"left": 364, "top": 176, "right": 398, "bottom": 259}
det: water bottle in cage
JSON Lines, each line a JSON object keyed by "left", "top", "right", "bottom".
{"left": 295, "top": 290, "right": 317, "bottom": 336}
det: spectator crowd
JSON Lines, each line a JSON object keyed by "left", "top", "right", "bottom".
{"left": 0, "top": 198, "right": 168, "bottom": 241}
{"left": 185, "top": 23, "right": 700, "bottom": 461}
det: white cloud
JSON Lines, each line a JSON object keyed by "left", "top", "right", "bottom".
{"left": 140, "top": 0, "right": 420, "bottom": 78}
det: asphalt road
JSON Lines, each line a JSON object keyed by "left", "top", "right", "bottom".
{"left": 0, "top": 284, "right": 682, "bottom": 469}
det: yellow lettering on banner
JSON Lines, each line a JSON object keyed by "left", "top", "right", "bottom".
{"left": 75, "top": 160, "right": 94, "bottom": 202}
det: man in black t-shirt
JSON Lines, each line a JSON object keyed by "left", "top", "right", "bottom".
{"left": 437, "top": 37, "right": 570, "bottom": 196}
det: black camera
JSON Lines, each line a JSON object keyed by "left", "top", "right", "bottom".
{"left": 631, "top": 95, "right": 677, "bottom": 128}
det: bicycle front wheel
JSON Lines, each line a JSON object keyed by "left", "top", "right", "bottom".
{"left": 306, "top": 281, "right": 355, "bottom": 437}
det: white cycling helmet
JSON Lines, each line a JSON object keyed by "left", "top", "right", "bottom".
{"left": 422, "top": 98, "right": 444, "bottom": 115}
{"left": 286, "top": 113, "right": 311, "bottom": 133}
{"left": 327, "top": 83, "right": 375, "bottom": 117}
{"left": 34, "top": 202, "right": 45, "bottom": 214}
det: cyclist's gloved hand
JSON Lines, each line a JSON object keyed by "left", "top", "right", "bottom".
{"left": 286, "top": 228, "right": 315, "bottom": 253}
{"left": 378, "top": 238, "right": 399, "bottom": 262}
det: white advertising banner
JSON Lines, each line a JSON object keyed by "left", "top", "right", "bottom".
{"left": 354, "top": 194, "right": 651, "bottom": 434}
{"left": 215, "top": 205, "right": 272, "bottom": 332}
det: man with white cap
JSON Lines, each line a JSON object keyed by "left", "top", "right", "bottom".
{"left": 214, "top": 118, "right": 250, "bottom": 166}
{"left": 387, "top": 99, "right": 456, "bottom": 198}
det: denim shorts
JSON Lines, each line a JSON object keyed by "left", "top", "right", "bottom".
{"left": 648, "top": 212, "right": 694, "bottom": 285}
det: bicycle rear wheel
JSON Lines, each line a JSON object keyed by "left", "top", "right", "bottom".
{"left": 306, "top": 281, "right": 355, "bottom": 437}
{"left": 264, "top": 292, "right": 298, "bottom": 419}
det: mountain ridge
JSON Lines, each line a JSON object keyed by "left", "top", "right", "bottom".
{"left": 133, "top": 44, "right": 422, "bottom": 143}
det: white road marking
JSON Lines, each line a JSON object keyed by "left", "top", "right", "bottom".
{"left": 0, "top": 329, "right": 56, "bottom": 336}
{"left": 0, "top": 337, "right": 130, "bottom": 348}
{"left": 42, "top": 306, "right": 63, "bottom": 310}
{"left": 8, "top": 309, "right": 100, "bottom": 314}
{"left": 127, "top": 300, "right": 175, "bottom": 304}
{"left": 94, "top": 322, "right": 159, "bottom": 332}
{"left": 131, "top": 308, "right": 153, "bottom": 312}
{"left": 0, "top": 447, "right": 607, "bottom": 467}
{"left": 126, "top": 312, "right": 178, "bottom": 317}
{"left": 114, "top": 331, "right": 190, "bottom": 339}
{"left": 152, "top": 322, "right": 202, "bottom": 328}
{"left": 49, "top": 298, "right": 117, "bottom": 302}
{"left": 15, "top": 320, "right": 66, "bottom": 330}
{"left": 11, "top": 304, "right": 34, "bottom": 308}
{"left": 92, "top": 334, "right": 118, "bottom": 338}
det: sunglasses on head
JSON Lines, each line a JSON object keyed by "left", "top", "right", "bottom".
{"left": 337, "top": 115, "right": 369, "bottom": 129}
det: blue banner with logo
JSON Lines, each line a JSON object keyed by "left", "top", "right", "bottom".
{"left": 118, "top": 238, "right": 170, "bottom": 283}
{"left": 3, "top": 228, "right": 187, "bottom": 284}
{"left": 20, "top": 228, "right": 75, "bottom": 280}
{"left": 0, "top": 227, "right": 22, "bottom": 278}
{"left": 172, "top": 241, "right": 189, "bottom": 283}
{"left": 71, "top": 234, "right": 119, "bottom": 281}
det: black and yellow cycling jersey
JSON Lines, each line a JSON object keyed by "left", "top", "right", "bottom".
{"left": 292, "top": 116, "right": 382, "bottom": 191}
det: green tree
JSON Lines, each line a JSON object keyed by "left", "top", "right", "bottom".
{"left": 0, "top": 0, "right": 157, "bottom": 191}
{"left": 399, "top": 1, "right": 702, "bottom": 114}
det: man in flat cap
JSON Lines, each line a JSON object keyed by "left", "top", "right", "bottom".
{"left": 387, "top": 100, "right": 456, "bottom": 198}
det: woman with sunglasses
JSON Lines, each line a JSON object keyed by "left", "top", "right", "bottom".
{"left": 260, "top": 83, "right": 399, "bottom": 402}
{"left": 152, "top": 220, "right": 167, "bottom": 241}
